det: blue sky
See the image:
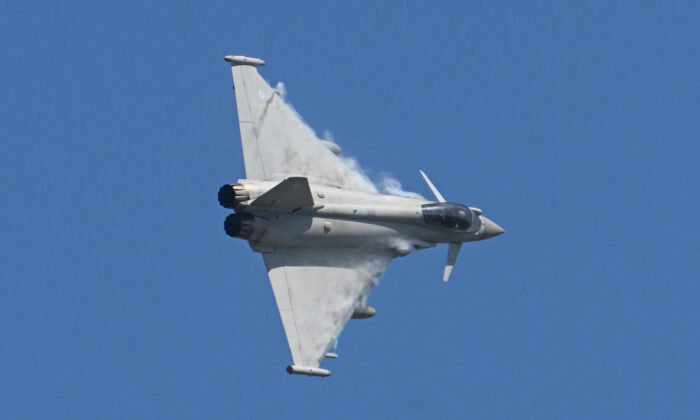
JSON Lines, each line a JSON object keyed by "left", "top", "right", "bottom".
{"left": 1, "top": 1, "right": 698, "bottom": 418}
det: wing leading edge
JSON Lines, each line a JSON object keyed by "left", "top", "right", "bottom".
{"left": 263, "top": 249, "right": 391, "bottom": 373}
{"left": 227, "top": 58, "right": 376, "bottom": 192}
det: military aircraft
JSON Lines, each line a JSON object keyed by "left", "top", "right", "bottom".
{"left": 218, "top": 55, "right": 504, "bottom": 377}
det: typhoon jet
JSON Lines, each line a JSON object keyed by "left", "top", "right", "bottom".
{"left": 218, "top": 55, "right": 504, "bottom": 377}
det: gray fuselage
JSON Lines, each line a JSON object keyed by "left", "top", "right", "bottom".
{"left": 235, "top": 180, "right": 489, "bottom": 257}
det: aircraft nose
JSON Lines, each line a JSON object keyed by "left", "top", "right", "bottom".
{"left": 480, "top": 216, "right": 505, "bottom": 240}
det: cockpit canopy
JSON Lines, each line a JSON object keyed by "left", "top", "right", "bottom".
{"left": 421, "top": 203, "right": 474, "bottom": 231}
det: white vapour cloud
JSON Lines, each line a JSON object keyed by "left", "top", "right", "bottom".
{"left": 273, "top": 81, "right": 287, "bottom": 100}
{"left": 322, "top": 130, "right": 421, "bottom": 198}
{"left": 377, "top": 173, "right": 422, "bottom": 198}
{"left": 340, "top": 155, "right": 378, "bottom": 193}
{"left": 322, "top": 129, "right": 334, "bottom": 142}
{"left": 325, "top": 254, "right": 391, "bottom": 356}
{"left": 274, "top": 81, "right": 420, "bottom": 197}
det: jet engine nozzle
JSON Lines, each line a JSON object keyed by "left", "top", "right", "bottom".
{"left": 351, "top": 304, "right": 376, "bottom": 319}
{"left": 218, "top": 184, "right": 250, "bottom": 209}
{"left": 224, "top": 213, "right": 266, "bottom": 240}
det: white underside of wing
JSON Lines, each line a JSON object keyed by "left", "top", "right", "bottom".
{"left": 263, "top": 249, "right": 391, "bottom": 368}
{"left": 230, "top": 65, "right": 376, "bottom": 192}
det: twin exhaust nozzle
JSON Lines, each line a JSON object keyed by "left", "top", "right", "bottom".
{"left": 218, "top": 184, "right": 250, "bottom": 209}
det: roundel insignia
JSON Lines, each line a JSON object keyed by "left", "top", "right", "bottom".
{"left": 258, "top": 89, "right": 265, "bottom": 99}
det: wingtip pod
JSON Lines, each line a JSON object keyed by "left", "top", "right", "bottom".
{"left": 286, "top": 365, "right": 331, "bottom": 377}
{"left": 224, "top": 55, "right": 266, "bottom": 66}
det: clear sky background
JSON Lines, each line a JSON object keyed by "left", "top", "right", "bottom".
{"left": 1, "top": 1, "right": 698, "bottom": 419}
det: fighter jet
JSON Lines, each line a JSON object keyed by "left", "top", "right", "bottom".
{"left": 218, "top": 55, "right": 505, "bottom": 377}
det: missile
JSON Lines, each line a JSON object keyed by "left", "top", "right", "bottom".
{"left": 224, "top": 55, "right": 266, "bottom": 67}
{"left": 286, "top": 365, "right": 331, "bottom": 377}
